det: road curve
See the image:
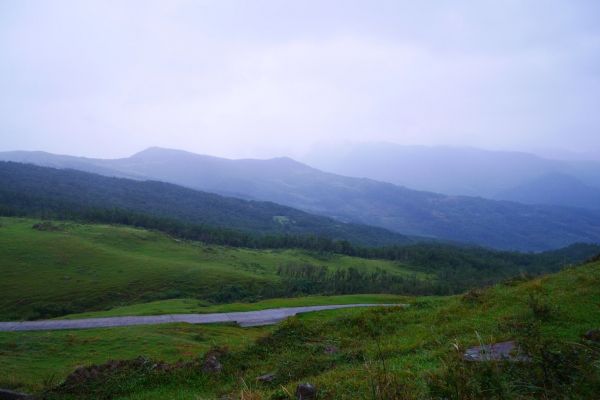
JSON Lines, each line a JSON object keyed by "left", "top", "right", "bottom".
{"left": 0, "top": 304, "right": 403, "bottom": 332}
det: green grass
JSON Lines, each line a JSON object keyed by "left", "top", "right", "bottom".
{"left": 0, "top": 323, "right": 269, "bottom": 393}
{"left": 2, "top": 258, "right": 599, "bottom": 398}
{"left": 0, "top": 217, "right": 426, "bottom": 320}
{"left": 2, "top": 217, "right": 599, "bottom": 398}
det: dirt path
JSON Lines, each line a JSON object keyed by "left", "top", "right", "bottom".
{"left": 0, "top": 304, "right": 402, "bottom": 331}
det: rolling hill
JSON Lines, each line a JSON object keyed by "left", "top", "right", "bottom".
{"left": 1, "top": 217, "right": 597, "bottom": 322}
{"left": 0, "top": 217, "right": 421, "bottom": 321}
{"left": 2, "top": 148, "right": 600, "bottom": 251}
{"left": 0, "top": 162, "right": 412, "bottom": 247}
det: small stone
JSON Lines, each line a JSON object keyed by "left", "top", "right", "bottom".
{"left": 463, "top": 340, "right": 530, "bottom": 362}
{"left": 583, "top": 329, "right": 600, "bottom": 342}
{"left": 203, "top": 355, "right": 222, "bottom": 372}
{"left": 323, "top": 345, "right": 338, "bottom": 355}
{"left": 256, "top": 372, "right": 275, "bottom": 383}
{"left": 201, "top": 347, "right": 228, "bottom": 373}
{"left": 295, "top": 383, "right": 316, "bottom": 400}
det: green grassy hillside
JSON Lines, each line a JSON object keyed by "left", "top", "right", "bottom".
{"left": 2, "top": 251, "right": 599, "bottom": 398}
{"left": 0, "top": 217, "right": 423, "bottom": 321}
{"left": 0, "top": 294, "right": 411, "bottom": 393}
{"left": 2, "top": 217, "right": 598, "bottom": 322}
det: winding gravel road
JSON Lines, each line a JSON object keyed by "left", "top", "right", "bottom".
{"left": 0, "top": 304, "right": 402, "bottom": 332}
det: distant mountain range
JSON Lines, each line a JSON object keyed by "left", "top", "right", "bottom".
{"left": 2, "top": 147, "right": 600, "bottom": 251}
{"left": 303, "top": 142, "right": 600, "bottom": 210}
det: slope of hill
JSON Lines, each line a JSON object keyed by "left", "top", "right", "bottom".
{"left": 0, "top": 161, "right": 412, "bottom": 247}
{"left": 0, "top": 217, "right": 420, "bottom": 321}
{"left": 3, "top": 238, "right": 600, "bottom": 398}
{"left": 495, "top": 172, "right": 600, "bottom": 209}
{"left": 303, "top": 142, "right": 600, "bottom": 209}
{"left": 1, "top": 217, "right": 597, "bottom": 322}
{"left": 2, "top": 148, "right": 600, "bottom": 251}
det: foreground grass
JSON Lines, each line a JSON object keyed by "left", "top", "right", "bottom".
{"left": 1, "top": 297, "right": 405, "bottom": 393}
{"left": 2, "top": 259, "right": 599, "bottom": 399}
{"left": 0, "top": 217, "right": 424, "bottom": 320}
{"left": 0, "top": 323, "right": 269, "bottom": 393}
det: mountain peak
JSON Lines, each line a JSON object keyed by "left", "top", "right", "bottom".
{"left": 131, "top": 147, "right": 187, "bottom": 157}
{"left": 264, "top": 156, "right": 309, "bottom": 168}
{"left": 130, "top": 148, "right": 312, "bottom": 169}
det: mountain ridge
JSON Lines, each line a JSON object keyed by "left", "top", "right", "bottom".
{"left": 2, "top": 147, "right": 600, "bottom": 251}
{"left": 0, "top": 161, "right": 414, "bottom": 247}
{"left": 302, "top": 142, "right": 600, "bottom": 208}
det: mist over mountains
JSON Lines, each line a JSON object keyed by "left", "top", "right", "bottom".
{"left": 2, "top": 146, "right": 600, "bottom": 251}
{"left": 303, "top": 142, "right": 600, "bottom": 210}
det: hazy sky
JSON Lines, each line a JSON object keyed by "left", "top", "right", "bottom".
{"left": 1, "top": 0, "right": 600, "bottom": 159}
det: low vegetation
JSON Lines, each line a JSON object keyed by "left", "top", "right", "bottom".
{"left": 1, "top": 254, "right": 599, "bottom": 398}
{"left": 1, "top": 217, "right": 599, "bottom": 399}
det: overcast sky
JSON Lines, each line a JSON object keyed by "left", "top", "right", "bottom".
{"left": 1, "top": 0, "right": 599, "bottom": 159}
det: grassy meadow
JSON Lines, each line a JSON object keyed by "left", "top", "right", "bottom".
{"left": 0, "top": 217, "right": 424, "bottom": 321}
{"left": 0, "top": 323, "right": 268, "bottom": 393}
{"left": 1, "top": 217, "right": 599, "bottom": 398}
{"left": 0, "top": 257, "right": 598, "bottom": 398}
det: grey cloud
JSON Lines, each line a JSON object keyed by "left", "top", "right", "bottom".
{"left": 1, "top": 0, "right": 599, "bottom": 159}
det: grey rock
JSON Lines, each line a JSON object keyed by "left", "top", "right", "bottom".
{"left": 464, "top": 340, "right": 530, "bottom": 362}
{"left": 295, "top": 383, "right": 316, "bottom": 400}
{"left": 583, "top": 329, "right": 600, "bottom": 342}
{"left": 256, "top": 372, "right": 275, "bottom": 383}
{"left": 202, "top": 354, "right": 222, "bottom": 373}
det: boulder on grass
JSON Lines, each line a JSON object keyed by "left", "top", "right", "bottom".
{"left": 463, "top": 340, "right": 530, "bottom": 362}
{"left": 256, "top": 372, "right": 276, "bottom": 383}
{"left": 583, "top": 329, "right": 600, "bottom": 342}
{"left": 295, "top": 383, "right": 316, "bottom": 400}
{"left": 323, "top": 345, "right": 338, "bottom": 355}
{"left": 202, "top": 348, "right": 228, "bottom": 373}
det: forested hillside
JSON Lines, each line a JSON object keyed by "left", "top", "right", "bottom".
{"left": 0, "top": 161, "right": 412, "bottom": 247}
{"left": 3, "top": 148, "right": 600, "bottom": 251}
